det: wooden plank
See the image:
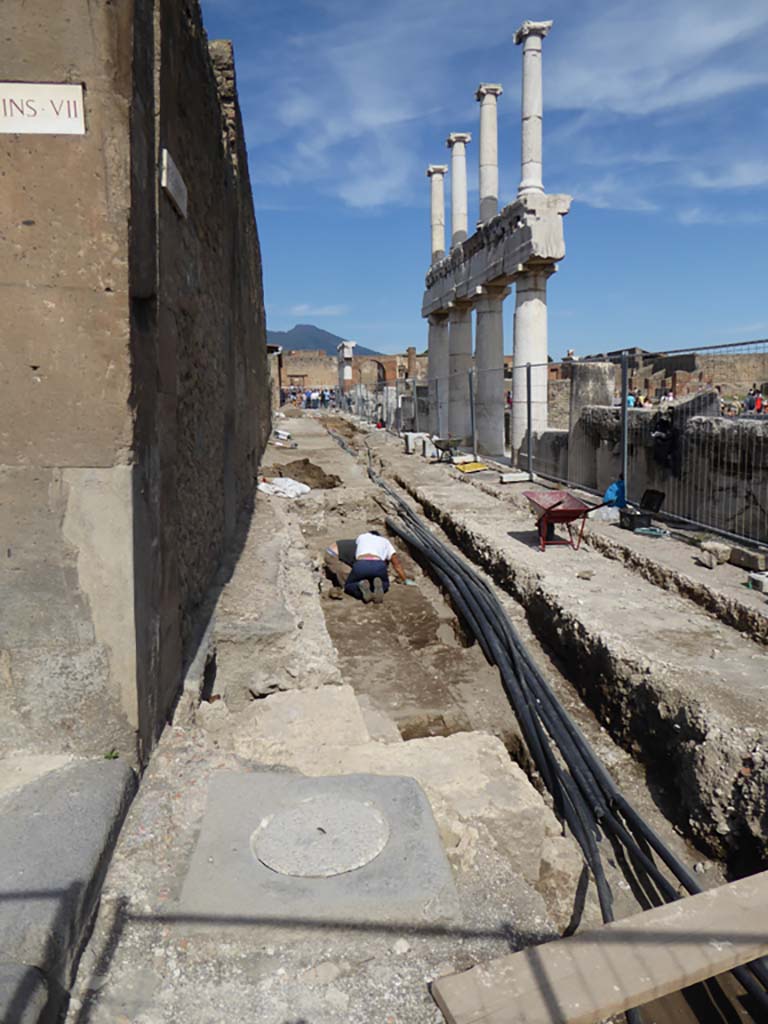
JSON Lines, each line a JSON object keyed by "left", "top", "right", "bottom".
{"left": 432, "top": 872, "right": 768, "bottom": 1024}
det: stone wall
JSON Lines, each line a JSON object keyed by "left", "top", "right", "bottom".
{"left": 282, "top": 350, "right": 337, "bottom": 389}
{"left": 0, "top": 0, "right": 269, "bottom": 763}
{"left": 547, "top": 379, "right": 571, "bottom": 430}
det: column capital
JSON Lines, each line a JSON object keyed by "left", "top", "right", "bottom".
{"left": 475, "top": 83, "right": 503, "bottom": 101}
{"left": 514, "top": 20, "right": 553, "bottom": 45}
{"left": 446, "top": 132, "right": 471, "bottom": 148}
{"left": 480, "top": 283, "right": 512, "bottom": 301}
{"left": 426, "top": 164, "right": 448, "bottom": 177}
{"left": 447, "top": 297, "right": 475, "bottom": 313}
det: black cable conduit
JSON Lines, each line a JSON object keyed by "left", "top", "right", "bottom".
{"left": 324, "top": 428, "right": 768, "bottom": 1016}
{"left": 346, "top": 445, "right": 768, "bottom": 1019}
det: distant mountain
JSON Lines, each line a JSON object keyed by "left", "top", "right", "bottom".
{"left": 266, "top": 323, "right": 382, "bottom": 357}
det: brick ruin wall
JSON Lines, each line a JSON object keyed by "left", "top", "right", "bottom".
{"left": 0, "top": 0, "right": 270, "bottom": 762}
{"left": 280, "top": 349, "right": 429, "bottom": 392}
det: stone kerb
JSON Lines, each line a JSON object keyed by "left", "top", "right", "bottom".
{"left": 422, "top": 193, "right": 571, "bottom": 317}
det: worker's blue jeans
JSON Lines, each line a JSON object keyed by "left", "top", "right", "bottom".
{"left": 344, "top": 559, "right": 390, "bottom": 600}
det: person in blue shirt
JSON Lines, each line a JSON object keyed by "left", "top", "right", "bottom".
{"left": 603, "top": 475, "right": 626, "bottom": 508}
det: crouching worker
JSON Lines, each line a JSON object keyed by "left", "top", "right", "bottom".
{"left": 324, "top": 531, "right": 407, "bottom": 603}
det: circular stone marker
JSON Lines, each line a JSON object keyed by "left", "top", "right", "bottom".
{"left": 251, "top": 795, "right": 390, "bottom": 878}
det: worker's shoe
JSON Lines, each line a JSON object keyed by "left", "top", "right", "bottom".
{"left": 372, "top": 578, "right": 385, "bottom": 604}
{"left": 359, "top": 580, "right": 373, "bottom": 603}
{"left": 328, "top": 586, "right": 344, "bottom": 600}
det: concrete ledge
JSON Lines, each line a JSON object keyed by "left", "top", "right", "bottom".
{"left": 433, "top": 871, "right": 768, "bottom": 1024}
{"left": 0, "top": 759, "right": 136, "bottom": 1023}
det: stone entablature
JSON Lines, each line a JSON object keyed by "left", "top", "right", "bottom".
{"left": 422, "top": 192, "right": 570, "bottom": 317}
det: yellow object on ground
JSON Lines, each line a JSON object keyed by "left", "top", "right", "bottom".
{"left": 454, "top": 462, "right": 488, "bottom": 474}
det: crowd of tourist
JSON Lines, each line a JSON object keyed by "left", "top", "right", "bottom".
{"left": 280, "top": 386, "right": 336, "bottom": 409}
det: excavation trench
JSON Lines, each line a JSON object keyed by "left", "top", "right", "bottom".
{"left": 311, "top": 440, "right": 694, "bottom": 840}
{"left": 303, "top": 496, "right": 528, "bottom": 758}
{"left": 385, "top": 472, "right": 767, "bottom": 880}
{"left": 315, "top": 419, "right": 764, "bottom": 1023}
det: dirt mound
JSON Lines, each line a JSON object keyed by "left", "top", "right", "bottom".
{"left": 321, "top": 416, "right": 359, "bottom": 441}
{"left": 263, "top": 458, "right": 342, "bottom": 490}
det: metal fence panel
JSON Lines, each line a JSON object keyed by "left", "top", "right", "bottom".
{"left": 521, "top": 340, "right": 768, "bottom": 545}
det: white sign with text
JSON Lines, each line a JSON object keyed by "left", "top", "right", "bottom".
{"left": 0, "top": 82, "right": 85, "bottom": 135}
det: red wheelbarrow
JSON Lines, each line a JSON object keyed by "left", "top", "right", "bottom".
{"left": 522, "top": 490, "right": 591, "bottom": 552}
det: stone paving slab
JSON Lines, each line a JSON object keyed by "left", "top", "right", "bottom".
{"left": 178, "top": 770, "right": 461, "bottom": 927}
{"left": 0, "top": 963, "right": 48, "bottom": 1024}
{"left": 0, "top": 759, "right": 136, "bottom": 1024}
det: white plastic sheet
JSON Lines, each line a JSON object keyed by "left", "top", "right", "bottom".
{"left": 257, "top": 477, "right": 310, "bottom": 499}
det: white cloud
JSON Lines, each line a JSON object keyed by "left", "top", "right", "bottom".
{"left": 571, "top": 175, "right": 659, "bottom": 213}
{"left": 545, "top": 1, "right": 768, "bottom": 116}
{"left": 213, "top": 0, "right": 768, "bottom": 212}
{"left": 686, "top": 161, "right": 768, "bottom": 190}
{"left": 289, "top": 303, "right": 349, "bottom": 317}
{"left": 677, "top": 206, "right": 768, "bottom": 226}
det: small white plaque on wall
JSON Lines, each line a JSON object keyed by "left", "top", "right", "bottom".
{"left": 0, "top": 82, "right": 85, "bottom": 135}
{"left": 161, "top": 148, "right": 188, "bottom": 218}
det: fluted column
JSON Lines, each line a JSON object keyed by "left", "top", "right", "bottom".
{"left": 510, "top": 267, "right": 554, "bottom": 451}
{"left": 514, "top": 20, "right": 552, "bottom": 197}
{"left": 446, "top": 132, "right": 471, "bottom": 247}
{"left": 475, "top": 84, "right": 503, "bottom": 224}
{"left": 427, "top": 313, "right": 449, "bottom": 436}
{"left": 448, "top": 300, "right": 473, "bottom": 440}
{"left": 426, "top": 164, "right": 448, "bottom": 264}
{"left": 475, "top": 285, "right": 510, "bottom": 455}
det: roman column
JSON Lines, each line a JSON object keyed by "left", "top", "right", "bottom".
{"left": 428, "top": 313, "right": 450, "bottom": 436}
{"left": 510, "top": 266, "right": 554, "bottom": 451}
{"left": 337, "top": 340, "right": 356, "bottom": 396}
{"left": 446, "top": 132, "right": 471, "bottom": 247}
{"left": 406, "top": 346, "right": 417, "bottom": 379}
{"left": 475, "top": 284, "right": 510, "bottom": 455}
{"left": 475, "top": 84, "right": 503, "bottom": 224}
{"left": 514, "top": 20, "right": 552, "bottom": 196}
{"left": 448, "top": 300, "right": 473, "bottom": 440}
{"left": 426, "top": 164, "right": 448, "bottom": 263}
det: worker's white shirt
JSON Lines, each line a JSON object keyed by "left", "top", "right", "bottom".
{"left": 355, "top": 533, "right": 395, "bottom": 561}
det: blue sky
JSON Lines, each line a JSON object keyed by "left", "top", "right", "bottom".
{"left": 200, "top": 0, "right": 768, "bottom": 358}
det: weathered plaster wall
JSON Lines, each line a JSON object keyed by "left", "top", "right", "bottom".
{"left": 1, "top": 0, "right": 269, "bottom": 762}
{"left": 0, "top": 1, "right": 137, "bottom": 758}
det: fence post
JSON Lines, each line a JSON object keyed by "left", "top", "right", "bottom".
{"left": 469, "top": 368, "right": 478, "bottom": 461}
{"left": 621, "top": 349, "right": 629, "bottom": 495}
{"left": 526, "top": 362, "right": 533, "bottom": 481}
{"left": 413, "top": 379, "right": 420, "bottom": 434}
